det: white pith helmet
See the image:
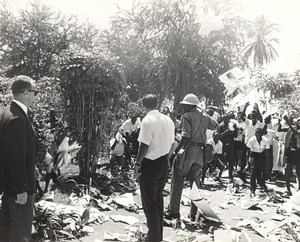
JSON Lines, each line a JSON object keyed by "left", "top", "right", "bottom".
{"left": 180, "top": 94, "right": 200, "bottom": 106}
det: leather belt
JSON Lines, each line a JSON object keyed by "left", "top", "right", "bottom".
{"left": 189, "top": 142, "right": 204, "bottom": 147}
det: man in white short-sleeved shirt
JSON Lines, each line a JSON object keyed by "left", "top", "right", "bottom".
{"left": 134, "top": 94, "right": 174, "bottom": 242}
{"left": 247, "top": 128, "right": 270, "bottom": 197}
{"left": 241, "top": 102, "right": 264, "bottom": 144}
{"left": 119, "top": 116, "right": 140, "bottom": 136}
{"left": 207, "top": 136, "right": 223, "bottom": 155}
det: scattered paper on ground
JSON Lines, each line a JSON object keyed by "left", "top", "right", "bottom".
{"left": 110, "top": 215, "right": 140, "bottom": 225}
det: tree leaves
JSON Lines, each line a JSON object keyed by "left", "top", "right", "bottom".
{"left": 242, "top": 15, "right": 279, "bottom": 68}
{"left": 58, "top": 45, "right": 123, "bottom": 177}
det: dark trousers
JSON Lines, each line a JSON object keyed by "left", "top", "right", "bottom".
{"left": 0, "top": 193, "right": 35, "bottom": 242}
{"left": 139, "top": 155, "right": 168, "bottom": 242}
{"left": 223, "top": 142, "right": 235, "bottom": 180}
{"left": 265, "top": 146, "right": 273, "bottom": 179}
{"left": 285, "top": 149, "right": 300, "bottom": 191}
{"left": 235, "top": 141, "right": 247, "bottom": 181}
{"left": 109, "top": 154, "right": 125, "bottom": 171}
{"left": 250, "top": 151, "right": 267, "bottom": 192}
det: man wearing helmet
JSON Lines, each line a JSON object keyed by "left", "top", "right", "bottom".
{"left": 165, "top": 94, "right": 218, "bottom": 221}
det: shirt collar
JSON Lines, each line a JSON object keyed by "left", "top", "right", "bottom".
{"left": 12, "top": 99, "right": 28, "bottom": 115}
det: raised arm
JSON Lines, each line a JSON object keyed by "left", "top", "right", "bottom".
{"left": 283, "top": 115, "right": 300, "bottom": 134}
{"left": 253, "top": 102, "right": 263, "bottom": 123}
{"left": 241, "top": 102, "right": 250, "bottom": 122}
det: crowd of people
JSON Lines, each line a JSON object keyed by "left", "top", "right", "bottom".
{"left": 114, "top": 93, "right": 300, "bottom": 241}
{"left": 0, "top": 74, "right": 299, "bottom": 242}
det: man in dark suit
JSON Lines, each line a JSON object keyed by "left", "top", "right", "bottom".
{"left": 0, "top": 75, "right": 38, "bottom": 242}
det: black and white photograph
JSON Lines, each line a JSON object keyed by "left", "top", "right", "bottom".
{"left": 0, "top": 0, "right": 300, "bottom": 241}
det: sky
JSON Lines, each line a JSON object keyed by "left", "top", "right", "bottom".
{"left": 5, "top": 0, "right": 300, "bottom": 75}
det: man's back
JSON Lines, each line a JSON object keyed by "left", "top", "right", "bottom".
{"left": 181, "top": 108, "right": 217, "bottom": 144}
{"left": 138, "top": 110, "right": 174, "bottom": 160}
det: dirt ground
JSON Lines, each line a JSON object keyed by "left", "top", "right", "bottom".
{"left": 74, "top": 170, "right": 300, "bottom": 242}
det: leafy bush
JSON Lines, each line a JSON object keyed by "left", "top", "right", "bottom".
{"left": 32, "top": 76, "right": 63, "bottom": 167}
{"left": 58, "top": 45, "right": 123, "bottom": 177}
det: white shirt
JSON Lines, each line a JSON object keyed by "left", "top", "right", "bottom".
{"left": 206, "top": 129, "right": 214, "bottom": 142}
{"left": 120, "top": 117, "right": 141, "bottom": 135}
{"left": 264, "top": 129, "right": 277, "bottom": 146}
{"left": 138, "top": 110, "right": 174, "bottom": 160}
{"left": 12, "top": 99, "right": 28, "bottom": 114}
{"left": 211, "top": 111, "right": 220, "bottom": 123}
{"left": 207, "top": 138, "right": 223, "bottom": 155}
{"left": 244, "top": 119, "right": 264, "bottom": 143}
{"left": 247, "top": 136, "right": 270, "bottom": 153}
{"left": 110, "top": 138, "right": 125, "bottom": 156}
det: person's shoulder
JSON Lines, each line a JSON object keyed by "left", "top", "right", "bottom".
{"left": 123, "top": 119, "right": 131, "bottom": 124}
{"left": 159, "top": 112, "right": 174, "bottom": 123}
{"left": 198, "top": 111, "right": 210, "bottom": 118}
{"left": 195, "top": 110, "right": 213, "bottom": 122}
{"left": 141, "top": 114, "right": 153, "bottom": 125}
{"left": 248, "top": 136, "right": 255, "bottom": 142}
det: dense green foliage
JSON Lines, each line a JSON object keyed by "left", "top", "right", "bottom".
{"left": 0, "top": 0, "right": 296, "bottom": 177}
{"left": 104, "top": 0, "right": 248, "bottom": 107}
{"left": 58, "top": 45, "right": 123, "bottom": 176}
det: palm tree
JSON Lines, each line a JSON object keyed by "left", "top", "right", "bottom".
{"left": 243, "top": 15, "right": 280, "bottom": 68}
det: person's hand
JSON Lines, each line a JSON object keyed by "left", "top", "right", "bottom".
{"left": 245, "top": 102, "right": 250, "bottom": 107}
{"left": 15, "top": 192, "right": 28, "bottom": 205}
{"left": 283, "top": 115, "right": 288, "bottom": 121}
{"left": 35, "top": 166, "right": 40, "bottom": 178}
{"left": 133, "top": 164, "right": 141, "bottom": 180}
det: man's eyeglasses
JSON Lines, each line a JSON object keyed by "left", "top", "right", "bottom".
{"left": 25, "top": 90, "right": 39, "bottom": 96}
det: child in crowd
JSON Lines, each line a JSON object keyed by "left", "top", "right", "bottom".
{"left": 202, "top": 131, "right": 225, "bottom": 184}
{"left": 247, "top": 128, "right": 270, "bottom": 197}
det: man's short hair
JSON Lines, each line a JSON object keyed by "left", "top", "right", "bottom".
{"left": 142, "top": 94, "right": 158, "bottom": 109}
{"left": 251, "top": 110, "right": 258, "bottom": 118}
{"left": 255, "top": 127, "right": 264, "bottom": 135}
{"left": 11, "top": 75, "right": 34, "bottom": 95}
